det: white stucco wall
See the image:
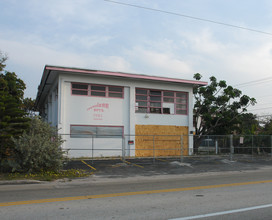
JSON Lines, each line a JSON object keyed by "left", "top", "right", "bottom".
{"left": 51, "top": 72, "right": 194, "bottom": 158}
{"left": 43, "top": 81, "right": 58, "bottom": 127}
{"left": 58, "top": 74, "right": 130, "bottom": 157}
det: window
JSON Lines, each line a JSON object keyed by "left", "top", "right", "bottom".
{"left": 70, "top": 125, "right": 123, "bottom": 138}
{"left": 150, "top": 90, "right": 161, "bottom": 113}
{"left": 109, "top": 86, "right": 123, "bottom": 98}
{"left": 135, "top": 89, "right": 148, "bottom": 113}
{"left": 163, "top": 91, "right": 174, "bottom": 103}
{"left": 71, "top": 83, "right": 88, "bottom": 95}
{"left": 70, "top": 125, "right": 96, "bottom": 138}
{"left": 71, "top": 83, "right": 123, "bottom": 98}
{"left": 176, "top": 92, "right": 187, "bottom": 114}
{"left": 91, "top": 85, "right": 106, "bottom": 97}
{"left": 135, "top": 88, "right": 188, "bottom": 115}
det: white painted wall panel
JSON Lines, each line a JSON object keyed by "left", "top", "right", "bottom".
{"left": 60, "top": 75, "right": 130, "bottom": 157}
{"left": 135, "top": 113, "right": 188, "bottom": 126}
{"left": 65, "top": 137, "right": 123, "bottom": 158}
{"left": 54, "top": 73, "right": 194, "bottom": 157}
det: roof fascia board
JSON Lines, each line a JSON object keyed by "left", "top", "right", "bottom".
{"left": 45, "top": 66, "right": 208, "bottom": 86}
{"left": 35, "top": 67, "right": 54, "bottom": 109}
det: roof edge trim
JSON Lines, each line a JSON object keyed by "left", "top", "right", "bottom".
{"left": 45, "top": 66, "right": 208, "bottom": 86}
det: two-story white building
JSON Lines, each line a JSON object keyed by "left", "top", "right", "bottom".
{"left": 35, "top": 65, "right": 207, "bottom": 158}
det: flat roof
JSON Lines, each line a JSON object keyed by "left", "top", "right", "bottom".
{"left": 35, "top": 65, "right": 207, "bottom": 109}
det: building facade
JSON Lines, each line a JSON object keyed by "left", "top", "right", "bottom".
{"left": 35, "top": 65, "right": 207, "bottom": 158}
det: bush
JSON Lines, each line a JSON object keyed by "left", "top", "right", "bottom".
{"left": 9, "top": 117, "right": 65, "bottom": 173}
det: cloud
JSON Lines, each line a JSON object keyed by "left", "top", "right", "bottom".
{"left": 229, "top": 42, "right": 272, "bottom": 76}
{"left": 0, "top": 37, "right": 132, "bottom": 70}
{"left": 0, "top": 38, "right": 132, "bottom": 98}
{"left": 27, "top": 0, "right": 124, "bottom": 31}
{"left": 67, "top": 35, "right": 113, "bottom": 50}
{"left": 177, "top": 29, "right": 272, "bottom": 84}
{"left": 180, "top": 29, "right": 226, "bottom": 55}
{"left": 175, "top": 28, "right": 272, "bottom": 115}
{"left": 125, "top": 46, "right": 193, "bottom": 78}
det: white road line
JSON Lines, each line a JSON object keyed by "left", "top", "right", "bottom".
{"left": 169, "top": 203, "right": 272, "bottom": 220}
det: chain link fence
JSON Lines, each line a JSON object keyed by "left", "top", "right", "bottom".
{"left": 60, "top": 134, "right": 186, "bottom": 163}
{"left": 60, "top": 134, "right": 272, "bottom": 163}
{"left": 194, "top": 135, "right": 272, "bottom": 157}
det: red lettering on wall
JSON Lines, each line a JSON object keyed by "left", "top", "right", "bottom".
{"left": 87, "top": 103, "right": 110, "bottom": 111}
{"left": 87, "top": 103, "right": 110, "bottom": 120}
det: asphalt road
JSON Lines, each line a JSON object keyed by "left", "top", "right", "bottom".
{"left": 1, "top": 167, "right": 272, "bottom": 220}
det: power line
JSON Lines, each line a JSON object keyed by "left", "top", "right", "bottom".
{"left": 252, "top": 103, "right": 272, "bottom": 107}
{"left": 234, "top": 76, "right": 272, "bottom": 87}
{"left": 255, "top": 102, "right": 272, "bottom": 106}
{"left": 238, "top": 81, "right": 272, "bottom": 88}
{"left": 247, "top": 107, "right": 272, "bottom": 112}
{"left": 256, "top": 114, "right": 272, "bottom": 118}
{"left": 254, "top": 94, "right": 272, "bottom": 99}
{"left": 104, "top": 0, "right": 272, "bottom": 36}
{"left": 237, "top": 80, "right": 272, "bottom": 88}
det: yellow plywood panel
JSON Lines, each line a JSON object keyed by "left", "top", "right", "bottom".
{"left": 135, "top": 125, "right": 188, "bottom": 157}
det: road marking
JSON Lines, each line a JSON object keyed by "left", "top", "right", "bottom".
{"left": 169, "top": 203, "right": 272, "bottom": 220}
{"left": 81, "top": 160, "right": 96, "bottom": 170}
{"left": 122, "top": 160, "right": 144, "bottom": 168}
{"left": 0, "top": 179, "right": 272, "bottom": 207}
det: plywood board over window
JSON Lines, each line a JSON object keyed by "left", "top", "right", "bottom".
{"left": 135, "top": 125, "right": 188, "bottom": 157}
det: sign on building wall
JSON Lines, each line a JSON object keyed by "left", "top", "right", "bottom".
{"left": 87, "top": 102, "right": 110, "bottom": 121}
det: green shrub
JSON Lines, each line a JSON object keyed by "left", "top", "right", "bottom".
{"left": 10, "top": 117, "right": 65, "bottom": 173}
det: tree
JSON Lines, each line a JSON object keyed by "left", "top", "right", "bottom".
{"left": 193, "top": 73, "right": 256, "bottom": 136}
{"left": 237, "top": 113, "right": 259, "bottom": 135}
{"left": 11, "top": 117, "right": 65, "bottom": 173}
{"left": 22, "top": 97, "right": 36, "bottom": 116}
{"left": 0, "top": 51, "right": 7, "bottom": 72}
{"left": 0, "top": 52, "right": 30, "bottom": 169}
{"left": 260, "top": 116, "right": 272, "bottom": 135}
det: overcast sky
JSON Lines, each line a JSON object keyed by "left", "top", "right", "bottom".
{"left": 1, "top": 0, "right": 272, "bottom": 116}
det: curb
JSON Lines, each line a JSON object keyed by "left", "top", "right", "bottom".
{"left": 0, "top": 180, "right": 42, "bottom": 185}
